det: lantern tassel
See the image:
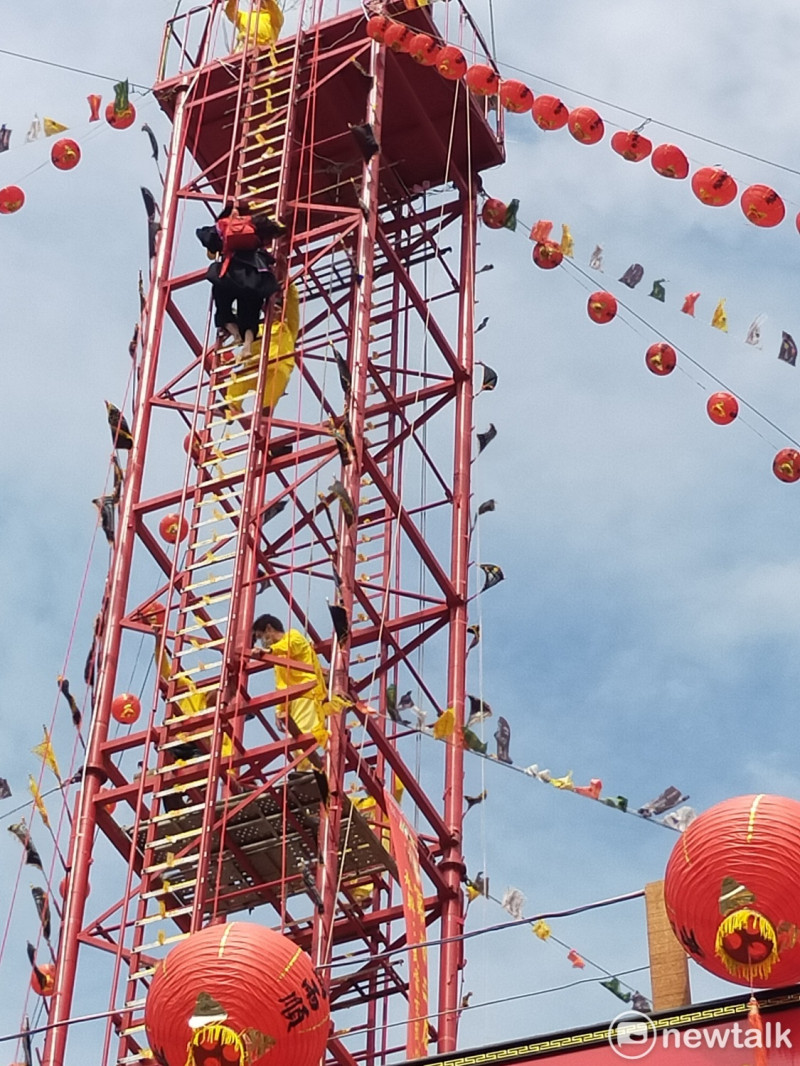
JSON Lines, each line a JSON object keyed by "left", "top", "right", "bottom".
{"left": 714, "top": 909, "right": 779, "bottom": 981}
{"left": 747, "top": 996, "right": 768, "bottom": 1066}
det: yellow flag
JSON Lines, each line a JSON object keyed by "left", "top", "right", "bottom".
{"left": 28, "top": 776, "right": 50, "bottom": 828}
{"left": 711, "top": 298, "right": 728, "bottom": 333}
{"left": 433, "top": 707, "right": 455, "bottom": 739}
{"left": 532, "top": 920, "right": 552, "bottom": 940}
{"left": 466, "top": 884, "right": 481, "bottom": 903}
{"left": 32, "top": 729, "right": 61, "bottom": 783}
{"left": 559, "top": 224, "right": 575, "bottom": 258}
{"left": 43, "top": 118, "right": 68, "bottom": 136}
{"left": 549, "top": 770, "right": 574, "bottom": 790}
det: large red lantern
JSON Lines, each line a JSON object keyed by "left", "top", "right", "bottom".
{"left": 465, "top": 64, "right": 499, "bottom": 95}
{"left": 651, "top": 143, "right": 689, "bottom": 179}
{"left": 531, "top": 95, "right": 568, "bottom": 130}
{"left": 0, "top": 185, "right": 25, "bottom": 214}
{"left": 587, "top": 291, "right": 617, "bottom": 324}
{"left": 111, "top": 692, "right": 142, "bottom": 725}
{"left": 706, "top": 391, "right": 738, "bottom": 425}
{"left": 408, "top": 33, "right": 440, "bottom": 66}
{"left": 567, "top": 106, "right": 604, "bottom": 145}
{"left": 105, "top": 102, "right": 136, "bottom": 130}
{"left": 365, "top": 14, "right": 389, "bottom": 42}
{"left": 51, "top": 138, "right": 81, "bottom": 171}
{"left": 145, "top": 923, "right": 330, "bottom": 1066}
{"left": 773, "top": 448, "right": 800, "bottom": 483}
{"left": 532, "top": 241, "right": 563, "bottom": 270}
{"left": 159, "top": 512, "right": 189, "bottom": 544}
{"left": 645, "top": 342, "right": 676, "bottom": 376}
{"left": 692, "top": 167, "right": 737, "bottom": 207}
{"left": 664, "top": 794, "right": 800, "bottom": 986}
{"left": 740, "top": 184, "right": 785, "bottom": 228}
{"left": 436, "top": 45, "right": 466, "bottom": 80}
{"left": 610, "top": 130, "right": 652, "bottom": 162}
{"left": 31, "top": 963, "right": 56, "bottom": 997}
{"left": 499, "top": 79, "right": 533, "bottom": 114}
{"left": 481, "top": 198, "right": 508, "bottom": 229}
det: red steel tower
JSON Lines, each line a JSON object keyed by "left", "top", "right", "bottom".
{"left": 42, "top": 3, "right": 504, "bottom": 1065}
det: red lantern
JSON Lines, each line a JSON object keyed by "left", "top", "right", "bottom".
{"left": 664, "top": 794, "right": 800, "bottom": 986}
{"left": 183, "top": 433, "right": 202, "bottom": 461}
{"left": 481, "top": 198, "right": 507, "bottom": 229}
{"left": 691, "top": 167, "right": 738, "bottom": 207}
{"left": 59, "top": 876, "right": 69, "bottom": 898}
{"left": 740, "top": 184, "right": 786, "bottom": 228}
{"left": 111, "top": 692, "right": 142, "bottom": 725}
{"left": 531, "top": 95, "right": 568, "bottom": 130}
{"left": 436, "top": 45, "right": 466, "bottom": 80}
{"left": 567, "top": 106, "right": 604, "bottom": 145}
{"left": 464, "top": 64, "right": 499, "bottom": 95}
{"left": 499, "top": 79, "right": 533, "bottom": 114}
{"left": 651, "top": 143, "right": 689, "bottom": 179}
{"left": 645, "top": 342, "right": 677, "bottom": 376}
{"left": 706, "top": 391, "right": 738, "bottom": 425}
{"left": 610, "top": 130, "right": 652, "bottom": 162}
{"left": 0, "top": 185, "right": 25, "bottom": 214}
{"left": 31, "top": 963, "right": 56, "bottom": 997}
{"left": 532, "top": 241, "right": 563, "bottom": 270}
{"left": 587, "top": 291, "right": 617, "bottom": 324}
{"left": 773, "top": 448, "right": 800, "bottom": 483}
{"left": 105, "top": 102, "right": 136, "bottom": 130}
{"left": 145, "top": 923, "right": 330, "bottom": 1066}
{"left": 51, "top": 138, "right": 81, "bottom": 171}
{"left": 365, "top": 14, "right": 389, "bottom": 42}
{"left": 408, "top": 33, "right": 440, "bottom": 66}
{"left": 159, "top": 512, "right": 189, "bottom": 544}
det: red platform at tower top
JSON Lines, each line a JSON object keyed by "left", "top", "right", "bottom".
{"left": 41, "top": 5, "right": 506, "bottom": 1066}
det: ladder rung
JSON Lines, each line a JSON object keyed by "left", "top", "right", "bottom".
{"left": 125, "top": 997, "right": 148, "bottom": 1010}
{"left": 130, "top": 965, "right": 157, "bottom": 980}
{"left": 135, "top": 905, "right": 192, "bottom": 927}
{"left": 142, "top": 876, "right": 198, "bottom": 899}
{"left": 138, "top": 931, "right": 190, "bottom": 952}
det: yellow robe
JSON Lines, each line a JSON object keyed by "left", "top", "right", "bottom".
{"left": 269, "top": 628, "right": 329, "bottom": 748}
{"left": 225, "top": 283, "right": 299, "bottom": 413}
{"left": 225, "top": 0, "right": 284, "bottom": 49}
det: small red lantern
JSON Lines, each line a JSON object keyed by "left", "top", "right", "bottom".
{"left": 465, "top": 64, "right": 499, "bottom": 95}
{"left": 365, "top": 14, "right": 389, "bottom": 42}
{"left": 0, "top": 185, "right": 25, "bottom": 214}
{"left": 532, "top": 241, "right": 563, "bottom": 270}
{"left": 740, "top": 184, "right": 786, "bottom": 228}
{"left": 531, "top": 95, "right": 568, "bottom": 130}
{"left": 587, "top": 291, "right": 617, "bottom": 324}
{"left": 59, "top": 875, "right": 69, "bottom": 898}
{"left": 31, "top": 963, "right": 56, "bottom": 997}
{"left": 664, "top": 794, "right": 800, "bottom": 986}
{"left": 105, "top": 102, "right": 136, "bottom": 130}
{"left": 651, "top": 143, "right": 689, "bottom": 179}
{"left": 691, "top": 167, "right": 737, "bottom": 207}
{"left": 567, "top": 106, "right": 604, "bottom": 145}
{"left": 706, "top": 391, "right": 738, "bottom": 425}
{"left": 436, "top": 45, "right": 467, "bottom": 80}
{"left": 145, "top": 923, "right": 330, "bottom": 1066}
{"left": 645, "top": 342, "right": 677, "bottom": 376}
{"left": 481, "top": 198, "right": 507, "bottom": 229}
{"left": 183, "top": 433, "right": 202, "bottom": 461}
{"left": 51, "top": 138, "right": 81, "bottom": 171}
{"left": 773, "top": 448, "right": 800, "bottom": 483}
{"left": 159, "top": 512, "right": 189, "bottom": 544}
{"left": 611, "top": 130, "right": 652, "bottom": 162}
{"left": 111, "top": 692, "right": 142, "bottom": 725}
{"left": 383, "top": 22, "right": 412, "bottom": 51}
{"left": 408, "top": 33, "right": 440, "bottom": 66}
{"left": 499, "top": 79, "right": 533, "bottom": 114}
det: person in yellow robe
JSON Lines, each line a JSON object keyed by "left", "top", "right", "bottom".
{"left": 251, "top": 613, "right": 329, "bottom": 748}
{"left": 224, "top": 282, "right": 299, "bottom": 419}
{"left": 225, "top": 0, "right": 284, "bottom": 50}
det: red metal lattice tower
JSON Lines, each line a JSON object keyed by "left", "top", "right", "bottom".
{"left": 41, "top": 4, "right": 504, "bottom": 1066}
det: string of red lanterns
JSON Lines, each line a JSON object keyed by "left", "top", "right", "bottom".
{"left": 364, "top": 18, "right": 795, "bottom": 234}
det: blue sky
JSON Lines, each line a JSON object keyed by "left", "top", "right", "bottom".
{"left": 3, "top": 0, "right": 800, "bottom": 1060}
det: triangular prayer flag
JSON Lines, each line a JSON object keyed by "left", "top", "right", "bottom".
{"left": 0, "top": 125, "right": 10, "bottom": 152}
{"left": 638, "top": 786, "right": 687, "bottom": 817}
{"left": 503, "top": 199, "right": 519, "bottom": 232}
{"left": 530, "top": 219, "right": 553, "bottom": 243}
{"left": 480, "top": 364, "right": 498, "bottom": 392}
{"left": 433, "top": 708, "right": 455, "bottom": 739}
{"left": 711, "top": 299, "right": 728, "bottom": 332}
{"left": 649, "top": 278, "right": 666, "bottom": 302}
{"left": 778, "top": 331, "right": 797, "bottom": 366}
{"left": 88, "top": 94, "right": 102, "bottom": 122}
{"left": 32, "top": 729, "right": 62, "bottom": 783}
{"left": 477, "top": 424, "right": 497, "bottom": 453}
{"left": 567, "top": 948, "right": 586, "bottom": 968}
{"left": 574, "top": 778, "right": 602, "bottom": 799}
{"left": 113, "top": 80, "right": 130, "bottom": 114}
{"left": 601, "top": 977, "right": 632, "bottom": 1003}
{"left": 682, "top": 292, "right": 700, "bottom": 316}
{"left": 31, "top": 886, "right": 51, "bottom": 941}
{"left": 462, "top": 727, "right": 487, "bottom": 754}
{"left": 550, "top": 770, "right": 574, "bottom": 790}
{"left": 618, "top": 264, "right": 643, "bottom": 289}
{"left": 532, "top": 920, "right": 551, "bottom": 940}
{"left": 745, "top": 315, "right": 764, "bottom": 347}
{"left": 661, "top": 805, "right": 697, "bottom": 832}
{"left": 501, "top": 887, "right": 525, "bottom": 919}
{"left": 28, "top": 776, "right": 50, "bottom": 828}
{"left": 25, "top": 115, "right": 41, "bottom": 142}
{"left": 43, "top": 118, "right": 68, "bottom": 136}
{"left": 479, "top": 563, "right": 504, "bottom": 592}
{"left": 0, "top": 778, "right": 10, "bottom": 799}
{"left": 559, "top": 224, "right": 574, "bottom": 258}
{"left": 604, "top": 795, "right": 628, "bottom": 812}
{"left": 589, "top": 245, "right": 603, "bottom": 270}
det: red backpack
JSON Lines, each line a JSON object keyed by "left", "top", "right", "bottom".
{"left": 217, "top": 214, "right": 262, "bottom": 257}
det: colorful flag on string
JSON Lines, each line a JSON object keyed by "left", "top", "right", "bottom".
{"left": 567, "top": 949, "right": 586, "bottom": 968}
{"left": 501, "top": 887, "right": 525, "bottom": 920}
{"left": 638, "top": 786, "right": 687, "bottom": 818}
{"left": 532, "top": 920, "right": 551, "bottom": 940}
{"left": 682, "top": 292, "right": 700, "bottom": 316}
{"left": 8, "top": 821, "right": 43, "bottom": 870}
{"left": 745, "top": 315, "right": 764, "bottom": 347}
{"left": 32, "top": 728, "right": 62, "bottom": 783}
{"left": 494, "top": 716, "right": 512, "bottom": 764}
{"left": 574, "top": 778, "right": 602, "bottom": 799}
{"left": 649, "top": 278, "right": 666, "bottom": 302}
{"left": 778, "top": 331, "right": 797, "bottom": 366}
{"left": 0, "top": 125, "right": 10, "bottom": 152}
{"left": 601, "top": 977, "right": 632, "bottom": 1003}
{"left": 43, "top": 117, "right": 68, "bottom": 136}
{"left": 28, "top": 776, "right": 50, "bottom": 828}
{"left": 589, "top": 245, "right": 603, "bottom": 270}
{"left": 25, "top": 115, "right": 41, "bottom": 142}
{"left": 618, "top": 264, "right": 643, "bottom": 289}
{"left": 477, "top": 423, "right": 497, "bottom": 453}
{"left": 31, "top": 886, "right": 51, "bottom": 941}
{"left": 711, "top": 299, "right": 728, "bottom": 332}
{"left": 113, "top": 79, "right": 130, "bottom": 114}
{"left": 432, "top": 707, "right": 455, "bottom": 740}
{"left": 559, "top": 224, "right": 574, "bottom": 258}
{"left": 479, "top": 564, "right": 504, "bottom": 592}
{"left": 0, "top": 778, "right": 10, "bottom": 799}
{"left": 530, "top": 219, "right": 553, "bottom": 243}
{"left": 87, "top": 94, "right": 102, "bottom": 121}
